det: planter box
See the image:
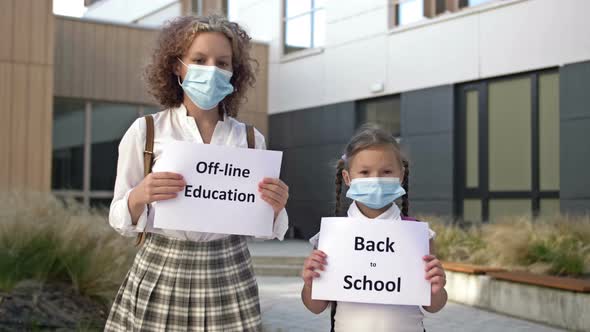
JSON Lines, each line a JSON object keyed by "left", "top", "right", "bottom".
{"left": 443, "top": 262, "right": 590, "bottom": 331}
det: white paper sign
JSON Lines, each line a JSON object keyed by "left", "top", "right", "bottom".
{"left": 312, "top": 217, "right": 431, "bottom": 306}
{"left": 151, "top": 141, "right": 283, "bottom": 237}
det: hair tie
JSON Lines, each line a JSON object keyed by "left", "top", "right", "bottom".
{"left": 341, "top": 154, "right": 347, "bottom": 161}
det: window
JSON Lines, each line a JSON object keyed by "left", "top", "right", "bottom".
{"left": 52, "top": 99, "right": 86, "bottom": 191}
{"left": 283, "top": 0, "right": 325, "bottom": 54}
{"left": 191, "top": 0, "right": 202, "bottom": 15}
{"left": 221, "top": 0, "right": 228, "bottom": 17}
{"left": 357, "top": 96, "right": 401, "bottom": 137}
{"left": 456, "top": 71, "right": 560, "bottom": 223}
{"left": 90, "top": 102, "right": 138, "bottom": 191}
{"left": 394, "top": 0, "right": 426, "bottom": 27}
{"left": 390, "top": 0, "right": 499, "bottom": 28}
{"left": 459, "top": 0, "right": 495, "bottom": 8}
{"left": 52, "top": 98, "right": 154, "bottom": 207}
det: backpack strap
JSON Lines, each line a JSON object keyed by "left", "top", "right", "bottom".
{"left": 246, "top": 124, "right": 255, "bottom": 149}
{"left": 144, "top": 115, "right": 155, "bottom": 176}
{"left": 136, "top": 115, "right": 155, "bottom": 246}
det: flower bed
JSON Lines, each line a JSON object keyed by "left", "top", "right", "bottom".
{"left": 426, "top": 215, "right": 590, "bottom": 278}
{"left": 0, "top": 192, "right": 136, "bottom": 329}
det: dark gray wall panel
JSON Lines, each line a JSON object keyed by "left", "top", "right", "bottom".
{"left": 560, "top": 118, "right": 590, "bottom": 199}
{"left": 409, "top": 200, "right": 454, "bottom": 217}
{"left": 286, "top": 199, "right": 335, "bottom": 239}
{"left": 560, "top": 60, "right": 590, "bottom": 120}
{"left": 560, "top": 199, "right": 590, "bottom": 215}
{"left": 401, "top": 85, "right": 455, "bottom": 216}
{"left": 402, "top": 133, "right": 454, "bottom": 200}
{"left": 560, "top": 61, "right": 590, "bottom": 215}
{"left": 401, "top": 85, "right": 454, "bottom": 136}
{"left": 269, "top": 102, "right": 356, "bottom": 239}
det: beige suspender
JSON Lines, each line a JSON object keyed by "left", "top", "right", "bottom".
{"left": 136, "top": 115, "right": 155, "bottom": 246}
{"left": 143, "top": 115, "right": 155, "bottom": 176}
{"left": 246, "top": 124, "right": 255, "bottom": 149}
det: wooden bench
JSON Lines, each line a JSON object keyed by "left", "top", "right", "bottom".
{"left": 487, "top": 271, "right": 590, "bottom": 293}
{"left": 442, "top": 261, "right": 506, "bottom": 275}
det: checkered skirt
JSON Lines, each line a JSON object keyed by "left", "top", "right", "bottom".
{"left": 104, "top": 233, "right": 261, "bottom": 332}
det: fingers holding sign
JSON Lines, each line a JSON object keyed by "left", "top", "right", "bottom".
{"left": 133, "top": 172, "right": 186, "bottom": 205}
{"left": 423, "top": 254, "right": 446, "bottom": 296}
{"left": 258, "top": 177, "right": 289, "bottom": 219}
{"left": 302, "top": 250, "right": 328, "bottom": 287}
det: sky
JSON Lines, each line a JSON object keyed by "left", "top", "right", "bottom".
{"left": 53, "top": 0, "right": 87, "bottom": 18}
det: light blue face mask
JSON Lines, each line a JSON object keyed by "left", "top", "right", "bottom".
{"left": 177, "top": 58, "right": 234, "bottom": 110}
{"left": 346, "top": 177, "right": 406, "bottom": 210}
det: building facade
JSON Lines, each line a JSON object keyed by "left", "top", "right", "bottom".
{"left": 228, "top": 0, "right": 590, "bottom": 238}
{"left": 1, "top": 0, "right": 269, "bottom": 210}
{"left": 2, "top": 0, "right": 588, "bottom": 240}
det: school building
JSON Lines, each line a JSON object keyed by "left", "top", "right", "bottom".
{"left": 1, "top": 0, "right": 589, "bottom": 240}
{"left": 0, "top": 0, "right": 268, "bottom": 207}
{"left": 227, "top": 0, "right": 590, "bottom": 238}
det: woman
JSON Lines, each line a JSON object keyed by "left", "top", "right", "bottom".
{"left": 104, "top": 15, "right": 289, "bottom": 331}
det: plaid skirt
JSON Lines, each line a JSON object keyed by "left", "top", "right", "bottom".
{"left": 104, "top": 233, "right": 261, "bottom": 332}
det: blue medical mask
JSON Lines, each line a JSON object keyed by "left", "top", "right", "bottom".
{"left": 346, "top": 177, "right": 406, "bottom": 210}
{"left": 177, "top": 58, "right": 234, "bottom": 110}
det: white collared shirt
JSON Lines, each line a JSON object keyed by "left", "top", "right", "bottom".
{"left": 109, "top": 104, "right": 289, "bottom": 241}
{"left": 309, "top": 202, "right": 435, "bottom": 332}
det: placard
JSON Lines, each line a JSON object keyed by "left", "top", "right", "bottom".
{"left": 312, "top": 217, "right": 431, "bottom": 306}
{"left": 152, "top": 141, "right": 283, "bottom": 237}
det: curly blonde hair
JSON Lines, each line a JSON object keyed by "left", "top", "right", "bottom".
{"left": 144, "top": 15, "right": 257, "bottom": 117}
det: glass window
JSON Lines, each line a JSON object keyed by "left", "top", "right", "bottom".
{"left": 191, "top": 0, "right": 202, "bottom": 15}
{"left": 466, "top": 90, "right": 479, "bottom": 188}
{"left": 286, "top": 0, "right": 312, "bottom": 17}
{"left": 488, "top": 77, "right": 532, "bottom": 191}
{"left": 143, "top": 105, "right": 161, "bottom": 115}
{"left": 489, "top": 199, "right": 531, "bottom": 223}
{"left": 357, "top": 96, "right": 401, "bottom": 136}
{"left": 283, "top": 0, "right": 325, "bottom": 54}
{"left": 539, "top": 73, "right": 560, "bottom": 191}
{"left": 396, "top": 0, "right": 425, "bottom": 26}
{"left": 221, "top": 0, "right": 228, "bottom": 17}
{"left": 539, "top": 199, "right": 560, "bottom": 218}
{"left": 90, "top": 198, "right": 113, "bottom": 211}
{"left": 460, "top": 0, "right": 495, "bottom": 8}
{"left": 52, "top": 98, "right": 158, "bottom": 206}
{"left": 52, "top": 98, "right": 86, "bottom": 190}
{"left": 285, "top": 14, "right": 312, "bottom": 51}
{"left": 435, "top": 0, "right": 447, "bottom": 14}
{"left": 458, "top": 71, "right": 560, "bottom": 222}
{"left": 463, "top": 199, "right": 482, "bottom": 224}
{"left": 91, "top": 102, "right": 140, "bottom": 191}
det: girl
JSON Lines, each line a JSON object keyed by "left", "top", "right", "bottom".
{"left": 105, "top": 15, "right": 289, "bottom": 331}
{"left": 301, "top": 125, "right": 447, "bottom": 332}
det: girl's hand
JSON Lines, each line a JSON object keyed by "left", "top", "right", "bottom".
{"left": 423, "top": 255, "right": 446, "bottom": 296}
{"left": 302, "top": 250, "right": 327, "bottom": 288}
{"left": 258, "top": 178, "right": 289, "bottom": 219}
{"left": 130, "top": 172, "right": 186, "bottom": 206}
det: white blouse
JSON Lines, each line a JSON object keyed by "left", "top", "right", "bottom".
{"left": 109, "top": 104, "right": 289, "bottom": 241}
{"left": 309, "top": 202, "right": 435, "bottom": 332}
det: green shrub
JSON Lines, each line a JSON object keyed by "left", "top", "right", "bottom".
{"left": 423, "top": 214, "right": 590, "bottom": 277}
{"left": 0, "top": 192, "right": 136, "bottom": 303}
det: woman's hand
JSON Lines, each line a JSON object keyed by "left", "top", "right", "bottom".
{"left": 423, "top": 254, "right": 446, "bottom": 295}
{"left": 302, "top": 250, "right": 327, "bottom": 288}
{"left": 258, "top": 177, "right": 289, "bottom": 220}
{"left": 130, "top": 172, "right": 186, "bottom": 207}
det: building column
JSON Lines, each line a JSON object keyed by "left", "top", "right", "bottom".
{"left": 0, "top": 0, "right": 55, "bottom": 191}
